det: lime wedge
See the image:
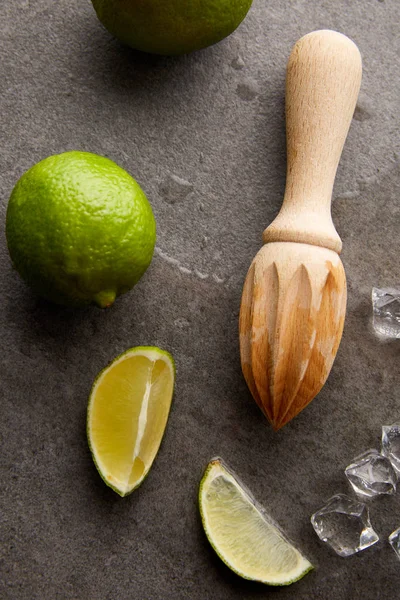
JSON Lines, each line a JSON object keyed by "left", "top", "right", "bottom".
{"left": 87, "top": 346, "right": 175, "bottom": 496}
{"left": 199, "top": 459, "right": 313, "bottom": 585}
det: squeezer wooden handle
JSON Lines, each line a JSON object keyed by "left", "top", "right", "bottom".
{"left": 263, "top": 30, "right": 362, "bottom": 254}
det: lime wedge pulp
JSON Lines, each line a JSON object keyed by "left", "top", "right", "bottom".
{"left": 87, "top": 346, "right": 175, "bottom": 496}
{"left": 199, "top": 459, "right": 313, "bottom": 585}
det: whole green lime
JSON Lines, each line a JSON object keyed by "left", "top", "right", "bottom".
{"left": 90, "top": 0, "right": 253, "bottom": 55}
{"left": 6, "top": 151, "right": 156, "bottom": 308}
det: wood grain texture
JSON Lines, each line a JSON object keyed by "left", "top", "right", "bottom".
{"left": 264, "top": 30, "right": 362, "bottom": 253}
{"left": 240, "top": 31, "right": 362, "bottom": 430}
{"left": 240, "top": 243, "right": 346, "bottom": 430}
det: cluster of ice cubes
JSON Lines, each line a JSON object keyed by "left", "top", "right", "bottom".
{"left": 372, "top": 287, "right": 400, "bottom": 339}
{"left": 311, "top": 424, "right": 400, "bottom": 559}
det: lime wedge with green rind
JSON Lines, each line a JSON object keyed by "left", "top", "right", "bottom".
{"left": 199, "top": 458, "right": 313, "bottom": 585}
{"left": 87, "top": 346, "right": 175, "bottom": 497}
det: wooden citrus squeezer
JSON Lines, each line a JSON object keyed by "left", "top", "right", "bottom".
{"left": 239, "top": 30, "right": 362, "bottom": 430}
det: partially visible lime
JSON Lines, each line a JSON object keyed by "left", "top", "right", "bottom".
{"left": 87, "top": 346, "right": 175, "bottom": 496}
{"left": 6, "top": 151, "right": 156, "bottom": 308}
{"left": 199, "top": 459, "right": 313, "bottom": 585}
{"left": 90, "top": 0, "right": 253, "bottom": 56}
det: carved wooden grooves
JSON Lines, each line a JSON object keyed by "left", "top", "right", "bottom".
{"left": 239, "top": 242, "right": 347, "bottom": 430}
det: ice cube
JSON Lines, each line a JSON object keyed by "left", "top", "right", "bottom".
{"left": 311, "top": 493, "right": 379, "bottom": 557}
{"left": 389, "top": 527, "right": 400, "bottom": 561}
{"left": 382, "top": 424, "right": 400, "bottom": 475}
{"left": 372, "top": 287, "right": 400, "bottom": 339}
{"left": 345, "top": 449, "right": 397, "bottom": 498}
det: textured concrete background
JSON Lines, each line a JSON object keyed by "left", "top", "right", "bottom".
{"left": 1, "top": 0, "right": 400, "bottom": 598}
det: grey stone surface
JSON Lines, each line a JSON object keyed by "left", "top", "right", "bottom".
{"left": 0, "top": 0, "right": 400, "bottom": 598}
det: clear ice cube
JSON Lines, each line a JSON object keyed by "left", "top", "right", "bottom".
{"left": 311, "top": 493, "right": 379, "bottom": 557}
{"left": 345, "top": 449, "right": 397, "bottom": 498}
{"left": 389, "top": 527, "right": 400, "bottom": 561}
{"left": 382, "top": 424, "right": 400, "bottom": 475}
{"left": 372, "top": 287, "right": 400, "bottom": 339}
